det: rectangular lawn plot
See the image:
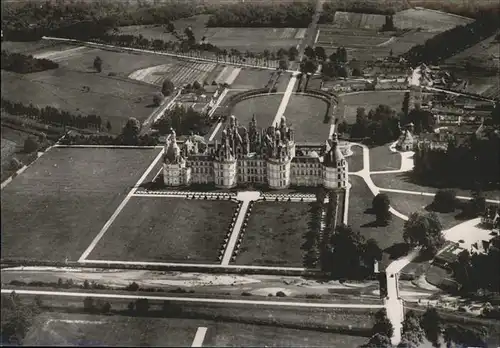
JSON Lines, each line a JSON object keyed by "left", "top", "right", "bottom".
{"left": 204, "top": 322, "right": 367, "bottom": 347}
{"left": 283, "top": 94, "right": 330, "bottom": 143}
{"left": 234, "top": 202, "right": 315, "bottom": 267}
{"left": 348, "top": 175, "right": 405, "bottom": 251}
{"left": 0, "top": 147, "right": 161, "bottom": 261}
{"left": 1, "top": 69, "right": 158, "bottom": 134}
{"left": 230, "top": 69, "right": 274, "bottom": 89}
{"left": 24, "top": 312, "right": 207, "bottom": 347}
{"left": 346, "top": 144, "right": 364, "bottom": 173}
{"left": 88, "top": 197, "right": 236, "bottom": 263}
{"left": 369, "top": 145, "right": 401, "bottom": 172}
{"left": 337, "top": 91, "right": 406, "bottom": 124}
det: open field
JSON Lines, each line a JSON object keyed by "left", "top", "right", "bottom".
{"left": 317, "top": 27, "right": 391, "bottom": 48}
{"left": 445, "top": 34, "right": 500, "bottom": 71}
{"left": 234, "top": 202, "right": 315, "bottom": 267}
{"left": 1, "top": 40, "right": 69, "bottom": 54}
{"left": 22, "top": 306, "right": 371, "bottom": 347}
{"left": 394, "top": 8, "right": 473, "bottom": 32}
{"left": 370, "top": 172, "right": 500, "bottom": 200}
{"left": 337, "top": 90, "right": 406, "bottom": 123}
{"left": 230, "top": 68, "right": 276, "bottom": 90}
{"left": 88, "top": 197, "right": 236, "bottom": 263}
{"left": 346, "top": 144, "right": 364, "bottom": 173}
{"left": 0, "top": 147, "right": 160, "bottom": 262}
{"left": 348, "top": 175, "right": 405, "bottom": 251}
{"left": 369, "top": 145, "right": 402, "bottom": 172}
{"left": 283, "top": 94, "right": 330, "bottom": 143}
{"left": 1, "top": 68, "right": 158, "bottom": 134}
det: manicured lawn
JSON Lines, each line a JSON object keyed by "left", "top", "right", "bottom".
{"left": 384, "top": 192, "right": 462, "bottom": 231}
{"left": 235, "top": 202, "right": 315, "bottom": 267}
{"left": 346, "top": 144, "right": 364, "bottom": 173}
{"left": 348, "top": 175, "right": 405, "bottom": 250}
{"left": 0, "top": 147, "right": 161, "bottom": 262}
{"left": 369, "top": 145, "right": 401, "bottom": 172}
{"left": 230, "top": 68, "right": 274, "bottom": 89}
{"left": 370, "top": 172, "right": 500, "bottom": 200}
{"left": 230, "top": 93, "right": 282, "bottom": 129}
{"left": 88, "top": 197, "right": 236, "bottom": 263}
{"left": 1, "top": 68, "right": 158, "bottom": 134}
{"left": 283, "top": 94, "right": 330, "bottom": 143}
{"left": 337, "top": 90, "right": 406, "bottom": 123}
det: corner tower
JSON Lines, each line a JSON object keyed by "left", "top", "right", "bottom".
{"left": 266, "top": 116, "right": 295, "bottom": 189}
{"left": 322, "top": 132, "right": 347, "bottom": 189}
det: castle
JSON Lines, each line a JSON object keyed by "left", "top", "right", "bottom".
{"left": 163, "top": 115, "right": 348, "bottom": 190}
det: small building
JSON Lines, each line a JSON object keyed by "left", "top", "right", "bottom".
{"left": 396, "top": 125, "right": 415, "bottom": 151}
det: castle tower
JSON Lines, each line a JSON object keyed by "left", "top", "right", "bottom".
{"left": 163, "top": 129, "right": 191, "bottom": 186}
{"left": 322, "top": 132, "right": 347, "bottom": 190}
{"left": 214, "top": 129, "right": 237, "bottom": 188}
{"left": 266, "top": 118, "right": 295, "bottom": 190}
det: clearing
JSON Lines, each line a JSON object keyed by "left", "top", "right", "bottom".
{"left": 1, "top": 68, "right": 158, "bottom": 135}
{"left": 283, "top": 94, "right": 330, "bottom": 143}
{"left": 87, "top": 196, "right": 236, "bottom": 263}
{"left": 0, "top": 147, "right": 161, "bottom": 262}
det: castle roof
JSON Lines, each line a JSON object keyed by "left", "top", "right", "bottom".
{"left": 323, "top": 133, "right": 344, "bottom": 168}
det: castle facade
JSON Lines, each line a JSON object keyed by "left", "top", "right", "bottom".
{"left": 163, "top": 115, "right": 348, "bottom": 190}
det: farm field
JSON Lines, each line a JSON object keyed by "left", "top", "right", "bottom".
{"left": 336, "top": 90, "right": 406, "bottom": 124}
{"left": 234, "top": 202, "right": 316, "bottom": 267}
{"left": 1, "top": 68, "right": 158, "bottom": 134}
{"left": 1, "top": 40, "right": 68, "bottom": 54}
{"left": 0, "top": 147, "right": 161, "bottom": 262}
{"left": 348, "top": 175, "right": 405, "bottom": 251}
{"left": 283, "top": 94, "right": 330, "bottom": 143}
{"left": 369, "top": 145, "right": 402, "bottom": 172}
{"left": 370, "top": 172, "right": 500, "bottom": 200}
{"left": 87, "top": 197, "right": 236, "bottom": 263}
{"left": 394, "top": 8, "right": 473, "bottom": 32}
{"left": 24, "top": 310, "right": 370, "bottom": 347}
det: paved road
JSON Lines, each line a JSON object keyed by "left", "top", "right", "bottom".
{"left": 140, "top": 89, "right": 182, "bottom": 136}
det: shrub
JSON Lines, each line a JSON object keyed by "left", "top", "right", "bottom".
{"left": 432, "top": 189, "right": 457, "bottom": 213}
{"left": 83, "top": 297, "right": 95, "bottom": 313}
{"left": 23, "top": 136, "right": 39, "bottom": 153}
{"left": 126, "top": 282, "right": 140, "bottom": 291}
{"left": 162, "top": 78, "right": 175, "bottom": 96}
{"left": 276, "top": 291, "right": 287, "bottom": 297}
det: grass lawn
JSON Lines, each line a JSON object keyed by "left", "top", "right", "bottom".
{"left": 231, "top": 68, "right": 274, "bottom": 90}
{"left": 1, "top": 68, "right": 158, "bottom": 135}
{"left": 283, "top": 94, "right": 330, "bottom": 143}
{"left": 234, "top": 202, "right": 315, "bottom": 267}
{"left": 0, "top": 147, "right": 160, "bottom": 262}
{"left": 88, "top": 197, "right": 236, "bottom": 263}
{"left": 370, "top": 172, "right": 500, "bottom": 200}
{"left": 348, "top": 175, "right": 405, "bottom": 251}
{"left": 1, "top": 40, "right": 67, "bottom": 54}
{"left": 230, "top": 93, "right": 282, "bottom": 129}
{"left": 346, "top": 144, "right": 364, "bottom": 173}
{"left": 24, "top": 310, "right": 370, "bottom": 347}
{"left": 369, "top": 145, "right": 401, "bottom": 172}
{"left": 337, "top": 90, "right": 406, "bottom": 124}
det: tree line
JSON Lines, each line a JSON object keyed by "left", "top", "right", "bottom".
{"left": 413, "top": 131, "right": 500, "bottom": 188}
{"left": 152, "top": 104, "right": 210, "bottom": 136}
{"left": 403, "top": 10, "right": 500, "bottom": 66}
{"left": 1, "top": 98, "right": 108, "bottom": 132}
{"left": 1, "top": 50, "right": 59, "bottom": 74}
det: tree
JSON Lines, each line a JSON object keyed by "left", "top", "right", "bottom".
{"left": 121, "top": 117, "right": 141, "bottom": 144}
{"left": 106, "top": 120, "right": 112, "bottom": 133}
{"left": 362, "top": 333, "right": 392, "bottom": 348}
{"left": 431, "top": 189, "right": 457, "bottom": 213}
{"left": 83, "top": 297, "right": 95, "bottom": 313}
{"left": 278, "top": 57, "right": 289, "bottom": 71}
{"left": 192, "top": 80, "right": 201, "bottom": 90}
{"left": 372, "top": 308, "right": 394, "bottom": 338}
{"left": 381, "top": 15, "right": 396, "bottom": 31}
{"left": 23, "top": 136, "right": 39, "bottom": 153}
{"left": 350, "top": 58, "right": 362, "bottom": 77}
{"left": 288, "top": 46, "right": 298, "bottom": 61}
{"left": 372, "top": 193, "right": 391, "bottom": 226}
{"left": 401, "top": 310, "right": 424, "bottom": 346}
{"left": 402, "top": 92, "right": 410, "bottom": 120}
{"left": 101, "top": 301, "right": 111, "bottom": 314}
{"left": 304, "top": 45, "right": 315, "bottom": 59}
{"left": 421, "top": 308, "right": 441, "bottom": 347}
{"left": 363, "top": 238, "right": 383, "bottom": 270}
{"left": 314, "top": 46, "right": 326, "bottom": 61}
{"left": 321, "top": 61, "right": 336, "bottom": 81}
{"left": 93, "top": 56, "right": 102, "bottom": 73}
{"left": 153, "top": 93, "right": 163, "bottom": 107}
{"left": 162, "top": 78, "right": 175, "bottom": 96}
{"left": 403, "top": 212, "right": 444, "bottom": 255}
{"left": 135, "top": 298, "right": 149, "bottom": 314}
{"left": 463, "top": 188, "right": 486, "bottom": 218}
{"left": 453, "top": 249, "right": 472, "bottom": 289}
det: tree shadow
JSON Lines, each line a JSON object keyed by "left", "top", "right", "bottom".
{"left": 383, "top": 242, "right": 410, "bottom": 260}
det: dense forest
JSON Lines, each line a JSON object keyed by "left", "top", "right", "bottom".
{"left": 403, "top": 10, "right": 500, "bottom": 66}
{"left": 206, "top": 1, "right": 316, "bottom": 28}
